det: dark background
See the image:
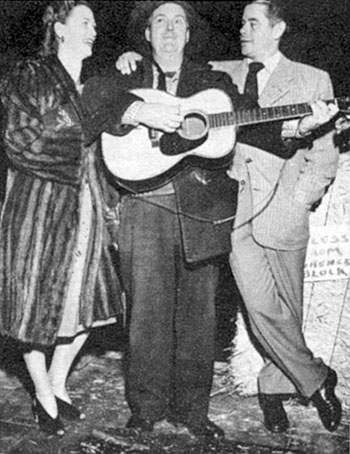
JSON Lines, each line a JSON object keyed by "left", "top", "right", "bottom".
{"left": 1, "top": 1, "right": 350, "bottom": 95}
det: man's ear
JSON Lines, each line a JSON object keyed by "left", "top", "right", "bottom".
{"left": 145, "top": 27, "right": 151, "bottom": 43}
{"left": 272, "top": 20, "right": 286, "bottom": 40}
{"left": 54, "top": 21, "right": 64, "bottom": 40}
{"left": 185, "top": 28, "right": 190, "bottom": 44}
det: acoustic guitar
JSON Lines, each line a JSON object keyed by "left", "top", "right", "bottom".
{"left": 102, "top": 88, "right": 348, "bottom": 192}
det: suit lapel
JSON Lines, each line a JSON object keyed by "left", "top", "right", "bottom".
{"left": 176, "top": 58, "right": 196, "bottom": 96}
{"left": 259, "top": 55, "right": 295, "bottom": 107}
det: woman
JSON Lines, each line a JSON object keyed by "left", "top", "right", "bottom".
{"left": 0, "top": 0, "right": 123, "bottom": 436}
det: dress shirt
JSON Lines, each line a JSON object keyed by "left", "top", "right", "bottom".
{"left": 246, "top": 51, "right": 282, "bottom": 96}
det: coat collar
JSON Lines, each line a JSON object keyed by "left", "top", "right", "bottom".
{"left": 176, "top": 58, "right": 212, "bottom": 96}
{"left": 258, "top": 54, "right": 295, "bottom": 106}
{"left": 46, "top": 55, "right": 84, "bottom": 121}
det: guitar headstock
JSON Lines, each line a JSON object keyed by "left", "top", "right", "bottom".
{"left": 336, "top": 97, "right": 350, "bottom": 115}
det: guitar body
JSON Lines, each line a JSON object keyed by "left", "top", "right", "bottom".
{"left": 102, "top": 90, "right": 350, "bottom": 192}
{"left": 102, "top": 88, "right": 236, "bottom": 191}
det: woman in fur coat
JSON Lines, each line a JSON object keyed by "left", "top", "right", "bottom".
{"left": 0, "top": 0, "right": 125, "bottom": 436}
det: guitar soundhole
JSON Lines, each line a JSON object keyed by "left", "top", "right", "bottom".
{"left": 180, "top": 112, "right": 208, "bottom": 140}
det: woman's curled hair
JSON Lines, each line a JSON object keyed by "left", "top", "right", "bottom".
{"left": 40, "top": 0, "right": 91, "bottom": 57}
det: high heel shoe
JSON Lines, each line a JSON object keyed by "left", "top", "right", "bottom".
{"left": 56, "top": 396, "right": 86, "bottom": 421}
{"left": 32, "top": 397, "right": 65, "bottom": 436}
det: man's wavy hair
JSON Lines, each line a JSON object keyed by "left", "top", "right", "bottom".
{"left": 126, "top": 1, "right": 209, "bottom": 59}
{"left": 245, "top": 0, "right": 288, "bottom": 27}
{"left": 40, "top": 0, "right": 91, "bottom": 57}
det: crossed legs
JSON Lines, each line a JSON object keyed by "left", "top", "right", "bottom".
{"left": 230, "top": 221, "right": 328, "bottom": 399}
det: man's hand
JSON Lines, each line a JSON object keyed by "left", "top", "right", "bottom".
{"left": 297, "top": 100, "right": 339, "bottom": 137}
{"left": 116, "top": 51, "right": 143, "bottom": 75}
{"left": 335, "top": 116, "right": 350, "bottom": 134}
{"left": 135, "top": 103, "right": 183, "bottom": 133}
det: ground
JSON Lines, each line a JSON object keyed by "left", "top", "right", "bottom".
{"left": 0, "top": 332, "right": 348, "bottom": 454}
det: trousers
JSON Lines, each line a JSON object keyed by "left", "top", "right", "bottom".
{"left": 118, "top": 194, "right": 219, "bottom": 423}
{"left": 230, "top": 215, "right": 328, "bottom": 397}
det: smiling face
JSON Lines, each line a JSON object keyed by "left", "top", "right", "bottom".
{"left": 55, "top": 4, "right": 96, "bottom": 60}
{"left": 240, "top": 2, "right": 285, "bottom": 62}
{"left": 145, "top": 2, "right": 190, "bottom": 62}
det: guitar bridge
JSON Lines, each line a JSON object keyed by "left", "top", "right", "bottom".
{"left": 149, "top": 128, "right": 160, "bottom": 148}
{"left": 151, "top": 140, "right": 160, "bottom": 148}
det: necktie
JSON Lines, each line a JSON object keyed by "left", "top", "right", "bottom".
{"left": 243, "top": 62, "right": 264, "bottom": 103}
{"left": 157, "top": 69, "right": 167, "bottom": 91}
{"left": 157, "top": 70, "right": 176, "bottom": 92}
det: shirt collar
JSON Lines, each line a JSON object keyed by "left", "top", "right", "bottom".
{"left": 246, "top": 50, "right": 282, "bottom": 75}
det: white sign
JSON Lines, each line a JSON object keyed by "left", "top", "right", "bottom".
{"left": 304, "top": 224, "right": 350, "bottom": 282}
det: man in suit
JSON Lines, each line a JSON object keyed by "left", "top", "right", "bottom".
{"left": 225, "top": 0, "right": 342, "bottom": 434}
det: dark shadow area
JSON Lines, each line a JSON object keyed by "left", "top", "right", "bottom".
{"left": 0, "top": 336, "right": 33, "bottom": 393}
{"left": 215, "top": 260, "right": 240, "bottom": 362}
{"left": 80, "top": 321, "right": 127, "bottom": 358}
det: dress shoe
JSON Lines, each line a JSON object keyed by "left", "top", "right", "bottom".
{"left": 185, "top": 419, "right": 225, "bottom": 441}
{"left": 311, "top": 368, "right": 342, "bottom": 432}
{"left": 32, "top": 397, "right": 65, "bottom": 436}
{"left": 56, "top": 396, "right": 86, "bottom": 421}
{"left": 126, "top": 415, "right": 155, "bottom": 432}
{"left": 169, "top": 416, "right": 225, "bottom": 441}
{"left": 259, "top": 394, "right": 289, "bottom": 433}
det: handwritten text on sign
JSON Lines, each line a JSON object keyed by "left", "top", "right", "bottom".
{"left": 304, "top": 225, "right": 350, "bottom": 282}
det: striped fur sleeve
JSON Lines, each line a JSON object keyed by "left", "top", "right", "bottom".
{"left": 1, "top": 59, "right": 83, "bottom": 185}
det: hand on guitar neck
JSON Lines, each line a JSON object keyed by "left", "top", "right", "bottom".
{"left": 297, "top": 99, "right": 340, "bottom": 137}
{"left": 335, "top": 112, "right": 350, "bottom": 134}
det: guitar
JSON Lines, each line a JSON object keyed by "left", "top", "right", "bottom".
{"left": 102, "top": 88, "right": 349, "bottom": 192}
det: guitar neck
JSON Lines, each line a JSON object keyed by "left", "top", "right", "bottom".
{"left": 208, "top": 99, "right": 337, "bottom": 128}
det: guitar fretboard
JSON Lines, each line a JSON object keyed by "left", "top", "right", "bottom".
{"left": 209, "top": 103, "right": 314, "bottom": 129}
